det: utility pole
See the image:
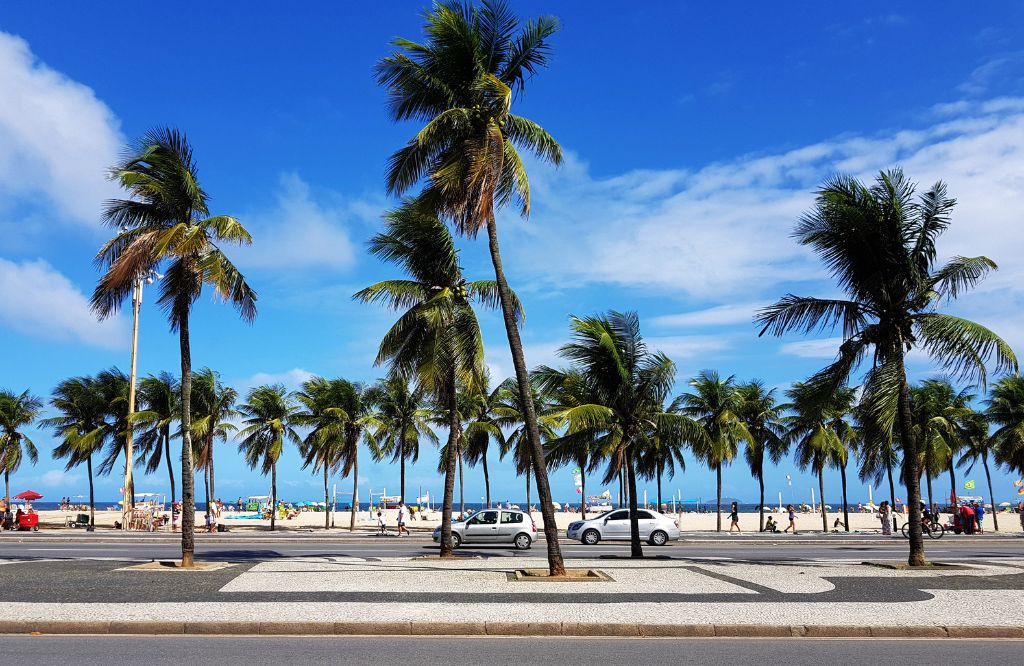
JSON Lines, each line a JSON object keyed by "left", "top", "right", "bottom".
{"left": 122, "top": 276, "right": 142, "bottom": 530}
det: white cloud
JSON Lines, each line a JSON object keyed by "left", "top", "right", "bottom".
{"left": 0, "top": 258, "right": 126, "bottom": 349}
{"left": 509, "top": 97, "right": 1024, "bottom": 306}
{"left": 649, "top": 335, "right": 731, "bottom": 361}
{"left": 779, "top": 338, "right": 844, "bottom": 359}
{"left": 41, "top": 469, "right": 82, "bottom": 487}
{"left": 237, "top": 368, "right": 315, "bottom": 392}
{"left": 238, "top": 173, "right": 362, "bottom": 272}
{"left": 650, "top": 303, "right": 766, "bottom": 329}
{"left": 0, "top": 32, "right": 121, "bottom": 226}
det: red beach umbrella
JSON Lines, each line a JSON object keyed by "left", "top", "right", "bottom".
{"left": 14, "top": 490, "right": 43, "bottom": 501}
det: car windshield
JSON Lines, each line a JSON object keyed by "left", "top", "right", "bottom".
{"left": 590, "top": 510, "right": 614, "bottom": 521}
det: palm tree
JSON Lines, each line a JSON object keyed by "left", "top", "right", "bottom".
{"left": 92, "top": 128, "right": 257, "bottom": 567}
{"left": 538, "top": 312, "right": 703, "bottom": 557}
{"left": 678, "top": 371, "right": 750, "bottom": 532}
{"left": 354, "top": 202, "right": 493, "bottom": 555}
{"left": 958, "top": 409, "right": 1000, "bottom": 531}
{"left": 294, "top": 377, "right": 360, "bottom": 530}
{"left": 0, "top": 390, "right": 42, "bottom": 507}
{"left": 757, "top": 168, "right": 1017, "bottom": 566}
{"left": 541, "top": 368, "right": 599, "bottom": 516}
{"left": 45, "top": 376, "right": 111, "bottom": 529}
{"left": 784, "top": 382, "right": 857, "bottom": 533}
{"left": 135, "top": 372, "right": 179, "bottom": 518}
{"left": 93, "top": 369, "right": 132, "bottom": 491}
{"left": 495, "top": 375, "right": 557, "bottom": 514}
{"left": 908, "top": 379, "right": 971, "bottom": 509}
{"left": 367, "top": 374, "right": 437, "bottom": 504}
{"left": 987, "top": 375, "right": 1024, "bottom": 486}
{"left": 460, "top": 373, "right": 504, "bottom": 508}
{"left": 855, "top": 401, "right": 900, "bottom": 520}
{"left": 737, "top": 381, "right": 788, "bottom": 531}
{"left": 238, "top": 385, "right": 300, "bottom": 531}
{"left": 191, "top": 368, "right": 238, "bottom": 515}
{"left": 377, "top": 0, "right": 566, "bottom": 575}
{"left": 636, "top": 405, "right": 688, "bottom": 513}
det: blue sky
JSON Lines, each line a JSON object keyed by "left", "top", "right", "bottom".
{"left": 2, "top": 2, "right": 1024, "bottom": 507}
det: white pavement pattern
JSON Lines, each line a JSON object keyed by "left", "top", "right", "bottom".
{"left": 3, "top": 556, "right": 1024, "bottom": 628}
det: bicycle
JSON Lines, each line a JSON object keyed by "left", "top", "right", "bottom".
{"left": 900, "top": 517, "right": 945, "bottom": 539}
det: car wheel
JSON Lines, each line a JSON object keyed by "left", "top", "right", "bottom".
{"left": 450, "top": 533, "right": 462, "bottom": 548}
{"left": 650, "top": 530, "right": 668, "bottom": 546}
{"left": 582, "top": 529, "right": 601, "bottom": 545}
{"left": 514, "top": 533, "right": 532, "bottom": 550}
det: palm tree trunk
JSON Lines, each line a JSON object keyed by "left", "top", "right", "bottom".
{"left": 625, "top": 444, "right": 643, "bottom": 558}
{"left": 482, "top": 448, "right": 490, "bottom": 508}
{"left": 656, "top": 459, "right": 663, "bottom": 512}
{"left": 178, "top": 307, "right": 196, "bottom": 568}
{"left": 619, "top": 470, "right": 625, "bottom": 509}
{"left": 819, "top": 469, "right": 828, "bottom": 533}
{"left": 896, "top": 353, "right": 926, "bottom": 566}
{"left": 484, "top": 216, "right": 564, "bottom": 576}
{"left": 983, "top": 452, "right": 999, "bottom": 531}
{"left": 439, "top": 373, "right": 459, "bottom": 558}
{"left": 270, "top": 462, "right": 277, "bottom": 532}
{"left": 716, "top": 466, "right": 722, "bottom": 532}
{"left": 3, "top": 470, "right": 8, "bottom": 512}
{"left": 840, "top": 460, "right": 850, "bottom": 531}
{"left": 886, "top": 457, "right": 897, "bottom": 532}
{"left": 525, "top": 471, "right": 531, "bottom": 512}
{"left": 209, "top": 437, "right": 215, "bottom": 503}
{"left": 163, "top": 429, "right": 176, "bottom": 530}
{"left": 580, "top": 462, "right": 586, "bottom": 517}
{"left": 457, "top": 442, "right": 465, "bottom": 518}
{"left": 400, "top": 449, "right": 406, "bottom": 504}
{"left": 926, "top": 473, "right": 934, "bottom": 515}
{"left": 349, "top": 449, "right": 358, "bottom": 532}
{"left": 324, "top": 465, "right": 330, "bottom": 530}
{"left": 203, "top": 467, "right": 211, "bottom": 520}
{"left": 87, "top": 455, "right": 95, "bottom": 530}
{"left": 758, "top": 464, "right": 766, "bottom": 532}
{"left": 947, "top": 462, "right": 957, "bottom": 509}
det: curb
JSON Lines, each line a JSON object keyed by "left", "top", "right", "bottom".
{"left": 2, "top": 621, "right": 1023, "bottom": 638}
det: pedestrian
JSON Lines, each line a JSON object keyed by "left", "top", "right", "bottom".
{"left": 878, "top": 501, "right": 892, "bottom": 535}
{"left": 396, "top": 501, "right": 410, "bottom": 537}
{"left": 958, "top": 502, "right": 975, "bottom": 535}
{"left": 728, "top": 501, "right": 741, "bottom": 532}
{"left": 1018, "top": 501, "right": 1024, "bottom": 531}
{"left": 783, "top": 504, "right": 798, "bottom": 534}
{"left": 974, "top": 501, "right": 985, "bottom": 534}
{"left": 237, "top": 496, "right": 244, "bottom": 512}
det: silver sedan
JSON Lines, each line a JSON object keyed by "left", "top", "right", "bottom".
{"left": 566, "top": 509, "right": 680, "bottom": 546}
{"left": 432, "top": 509, "right": 537, "bottom": 549}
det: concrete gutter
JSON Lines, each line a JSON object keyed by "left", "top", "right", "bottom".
{"left": 2, "top": 621, "right": 1022, "bottom": 638}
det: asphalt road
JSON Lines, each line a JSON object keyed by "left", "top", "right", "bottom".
{"left": 0, "top": 536, "right": 1019, "bottom": 562}
{"left": 0, "top": 636, "right": 1018, "bottom": 666}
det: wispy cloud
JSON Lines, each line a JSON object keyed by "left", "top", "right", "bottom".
{"left": 779, "top": 338, "right": 844, "bottom": 359}
{"left": 650, "top": 302, "right": 766, "bottom": 329}
{"left": 0, "top": 258, "right": 126, "bottom": 349}
{"left": 0, "top": 31, "right": 121, "bottom": 228}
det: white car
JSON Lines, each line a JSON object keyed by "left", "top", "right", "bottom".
{"left": 567, "top": 509, "right": 680, "bottom": 546}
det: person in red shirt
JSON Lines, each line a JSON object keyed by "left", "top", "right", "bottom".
{"left": 958, "top": 503, "right": 976, "bottom": 535}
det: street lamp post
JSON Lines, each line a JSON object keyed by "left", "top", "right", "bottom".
{"left": 123, "top": 269, "right": 160, "bottom": 531}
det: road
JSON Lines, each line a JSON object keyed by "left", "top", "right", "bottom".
{"left": 0, "top": 636, "right": 1018, "bottom": 666}
{"left": 0, "top": 534, "right": 1019, "bottom": 562}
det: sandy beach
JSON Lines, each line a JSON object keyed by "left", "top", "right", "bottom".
{"left": 29, "top": 507, "right": 1024, "bottom": 534}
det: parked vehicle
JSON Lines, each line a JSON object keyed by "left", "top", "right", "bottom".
{"left": 432, "top": 509, "right": 536, "bottom": 549}
{"left": 567, "top": 509, "right": 680, "bottom": 545}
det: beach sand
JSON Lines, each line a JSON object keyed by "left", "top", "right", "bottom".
{"left": 29, "top": 506, "right": 1024, "bottom": 534}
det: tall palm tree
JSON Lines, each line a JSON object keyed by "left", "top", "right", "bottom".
{"left": 93, "top": 369, "right": 132, "bottom": 491}
{"left": 677, "top": 371, "right": 750, "bottom": 532}
{"left": 294, "top": 377, "right": 359, "bottom": 530}
{"left": 45, "top": 376, "right": 109, "bottom": 529}
{"left": 908, "top": 379, "right": 970, "bottom": 509}
{"left": 784, "top": 382, "right": 857, "bottom": 533}
{"left": 367, "top": 374, "right": 437, "bottom": 504}
{"left": 855, "top": 401, "right": 900, "bottom": 518}
{"left": 636, "top": 404, "right": 688, "bottom": 513}
{"left": 0, "top": 390, "right": 42, "bottom": 507}
{"left": 238, "top": 385, "right": 300, "bottom": 531}
{"left": 191, "top": 368, "right": 238, "bottom": 515}
{"left": 135, "top": 372, "right": 179, "bottom": 517}
{"left": 494, "top": 375, "right": 557, "bottom": 513}
{"left": 958, "top": 409, "right": 1000, "bottom": 531}
{"left": 737, "top": 381, "right": 788, "bottom": 531}
{"left": 354, "top": 202, "right": 492, "bottom": 555}
{"left": 377, "top": 0, "right": 567, "bottom": 575}
{"left": 92, "top": 127, "right": 257, "bottom": 567}
{"left": 541, "top": 368, "right": 599, "bottom": 516}
{"left": 987, "top": 375, "right": 1024, "bottom": 484}
{"left": 757, "top": 168, "right": 1017, "bottom": 565}
{"left": 460, "top": 373, "right": 504, "bottom": 508}
{"left": 538, "top": 312, "right": 703, "bottom": 557}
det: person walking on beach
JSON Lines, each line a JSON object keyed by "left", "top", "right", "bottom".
{"left": 728, "top": 502, "right": 741, "bottom": 533}
{"left": 396, "top": 501, "right": 410, "bottom": 537}
{"left": 878, "top": 501, "right": 892, "bottom": 535}
{"left": 784, "top": 504, "right": 798, "bottom": 534}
